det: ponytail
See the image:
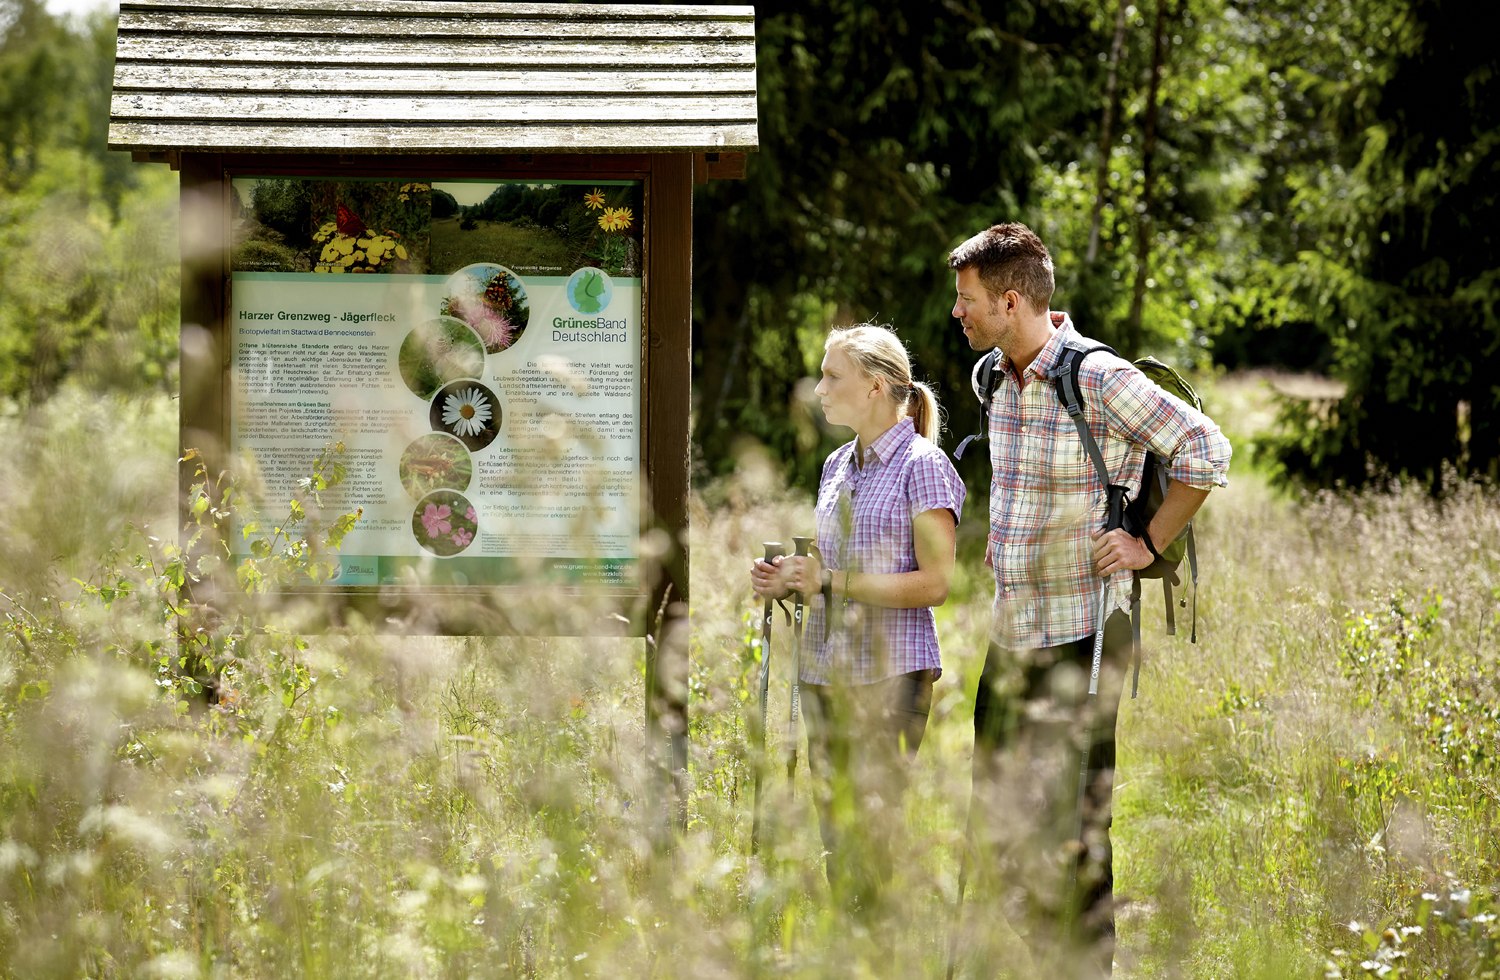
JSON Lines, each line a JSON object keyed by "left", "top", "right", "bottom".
{"left": 907, "top": 380, "right": 941, "bottom": 442}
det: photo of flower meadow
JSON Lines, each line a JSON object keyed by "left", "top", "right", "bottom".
{"left": 397, "top": 316, "right": 488, "bottom": 399}
{"left": 429, "top": 181, "right": 641, "bottom": 280}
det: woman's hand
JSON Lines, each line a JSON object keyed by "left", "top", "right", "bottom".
{"left": 749, "top": 552, "right": 824, "bottom": 599}
{"left": 779, "top": 552, "right": 824, "bottom": 598}
{"left": 750, "top": 555, "right": 788, "bottom": 600}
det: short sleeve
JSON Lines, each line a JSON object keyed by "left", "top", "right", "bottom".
{"left": 907, "top": 445, "right": 967, "bottom": 524}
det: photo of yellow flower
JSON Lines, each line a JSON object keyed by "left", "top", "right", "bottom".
{"left": 598, "top": 206, "right": 634, "bottom": 233}
{"left": 582, "top": 188, "right": 607, "bottom": 210}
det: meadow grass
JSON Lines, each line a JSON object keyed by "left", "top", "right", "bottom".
{"left": 2, "top": 375, "right": 1497, "bottom": 978}
{"left": 428, "top": 218, "right": 575, "bottom": 276}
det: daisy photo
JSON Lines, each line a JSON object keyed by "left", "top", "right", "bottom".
{"left": 429, "top": 379, "right": 501, "bottom": 452}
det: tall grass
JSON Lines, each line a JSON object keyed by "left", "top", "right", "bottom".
{"left": 2, "top": 376, "right": 1498, "bottom": 977}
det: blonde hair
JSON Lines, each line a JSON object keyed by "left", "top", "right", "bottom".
{"left": 825, "top": 323, "right": 943, "bottom": 443}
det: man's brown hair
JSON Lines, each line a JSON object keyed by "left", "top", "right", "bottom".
{"left": 947, "top": 222, "right": 1055, "bottom": 314}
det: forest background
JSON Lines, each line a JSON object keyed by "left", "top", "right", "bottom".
{"left": 3, "top": 0, "right": 1499, "bottom": 977}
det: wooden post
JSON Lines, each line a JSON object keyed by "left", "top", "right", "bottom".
{"left": 644, "top": 152, "right": 693, "bottom": 834}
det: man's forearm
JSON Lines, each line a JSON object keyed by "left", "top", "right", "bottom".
{"left": 1145, "top": 479, "right": 1210, "bottom": 551}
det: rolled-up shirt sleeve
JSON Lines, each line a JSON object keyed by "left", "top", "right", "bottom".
{"left": 1100, "top": 365, "right": 1232, "bottom": 490}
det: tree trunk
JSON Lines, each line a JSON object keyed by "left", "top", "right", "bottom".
{"left": 1086, "top": 0, "right": 1130, "bottom": 266}
{"left": 690, "top": 239, "right": 754, "bottom": 468}
{"left": 1125, "top": 0, "right": 1173, "bottom": 357}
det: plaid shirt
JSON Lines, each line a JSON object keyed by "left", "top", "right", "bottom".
{"left": 985, "top": 314, "right": 1232, "bottom": 649}
{"left": 802, "top": 418, "right": 967, "bottom": 685}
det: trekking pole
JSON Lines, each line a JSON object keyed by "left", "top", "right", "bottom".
{"left": 750, "top": 541, "right": 784, "bottom": 855}
{"left": 1072, "top": 488, "right": 1128, "bottom": 905}
{"left": 785, "top": 535, "right": 812, "bottom": 781}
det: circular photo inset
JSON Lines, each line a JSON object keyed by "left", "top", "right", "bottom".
{"left": 398, "top": 316, "right": 486, "bottom": 399}
{"left": 398, "top": 432, "right": 473, "bottom": 501}
{"left": 412, "top": 489, "right": 479, "bottom": 558}
{"left": 440, "top": 263, "right": 530, "bottom": 353}
{"left": 566, "top": 266, "right": 614, "bottom": 314}
{"left": 430, "top": 378, "right": 502, "bottom": 452}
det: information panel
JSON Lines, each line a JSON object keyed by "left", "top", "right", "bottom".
{"left": 227, "top": 176, "right": 643, "bottom": 587}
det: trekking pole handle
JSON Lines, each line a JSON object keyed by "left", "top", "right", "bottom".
{"left": 1105, "top": 485, "right": 1128, "bottom": 533}
{"left": 760, "top": 541, "right": 784, "bottom": 617}
{"left": 791, "top": 536, "right": 813, "bottom": 593}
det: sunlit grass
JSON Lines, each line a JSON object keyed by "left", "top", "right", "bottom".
{"left": 2, "top": 374, "right": 1497, "bottom": 977}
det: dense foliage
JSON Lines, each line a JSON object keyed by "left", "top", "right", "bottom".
{"left": 691, "top": 0, "right": 1500, "bottom": 493}
{"left": 1253, "top": 0, "right": 1500, "bottom": 489}
{"left": 5, "top": 0, "right": 1498, "bottom": 485}
{"left": 0, "top": 0, "right": 177, "bottom": 409}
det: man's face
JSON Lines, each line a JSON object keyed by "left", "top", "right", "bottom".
{"left": 952, "top": 266, "right": 1011, "bottom": 352}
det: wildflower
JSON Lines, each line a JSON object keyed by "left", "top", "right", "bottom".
{"left": 583, "top": 188, "right": 607, "bottom": 210}
{"left": 598, "top": 206, "right": 634, "bottom": 232}
{"left": 466, "top": 506, "right": 477, "bottom": 522}
{"left": 421, "top": 503, "right": 453, "bottom": 538}
{"left": 452, "top": 528, "right": 473, "bottom": 548}
{"left": 442, "top": 387, "right": 493, "bottom": 437}
{"left": 474, "top": 311, "right": 515, "bottom": 350}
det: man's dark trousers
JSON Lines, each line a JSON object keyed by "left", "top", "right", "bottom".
{"left": 971, "top": 610, "right": 1131, "bottom": 976}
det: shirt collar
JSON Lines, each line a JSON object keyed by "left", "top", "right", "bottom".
{"left": 855, "top": 416, "right": 915, "bottom": 469}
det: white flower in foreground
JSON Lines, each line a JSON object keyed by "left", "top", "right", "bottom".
{"left": 442, "top": 387, "right": 493, "bottom": 437}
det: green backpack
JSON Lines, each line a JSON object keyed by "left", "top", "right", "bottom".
{"left": 956, "top": 342, "right": 1203, "bottom": 696}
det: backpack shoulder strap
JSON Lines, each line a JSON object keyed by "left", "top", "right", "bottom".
{"left": 953, "top": 348, "right": 1001, "bottom": 461}
{"left": 1048, "top": 343, "right": 1116, "bottom": 491}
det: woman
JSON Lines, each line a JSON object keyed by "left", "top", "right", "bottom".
{"left": 750, "top": 322, "right": 965, "bottom": 908}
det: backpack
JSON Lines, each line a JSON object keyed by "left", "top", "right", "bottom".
{"left": 955, "top": 342, "right": 1203, "bottom": 697}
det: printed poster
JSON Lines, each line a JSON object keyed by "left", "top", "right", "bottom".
{"left": 227, "top": 176, "right": 643, "bottom": 587}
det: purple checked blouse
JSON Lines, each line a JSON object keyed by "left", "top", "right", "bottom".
{"left": 802, "top": 417, "right": 967, "bottom": 686}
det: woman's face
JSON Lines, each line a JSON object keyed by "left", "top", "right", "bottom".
{"left": 814, "top": 344, "right": 875, "bottom": 430}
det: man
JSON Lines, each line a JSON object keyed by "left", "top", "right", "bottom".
{"left": 949, "top": 223, "right": 1231, "bottom": 975}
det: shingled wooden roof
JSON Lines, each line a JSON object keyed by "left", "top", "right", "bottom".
{"left": 108, "top": 0, "right": 759, "bottom": 157}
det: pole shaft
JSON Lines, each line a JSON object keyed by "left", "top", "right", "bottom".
{"left": 750, "top": 542, "right": 783, "bottom": 854}
{"left": 786, "top": 535, "right": 812, "bottom": 780}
